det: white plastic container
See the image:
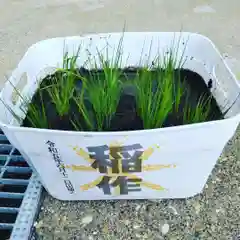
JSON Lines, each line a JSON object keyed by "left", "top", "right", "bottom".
{"left": 0, "top": 32, "right": 239, "bottom": 200}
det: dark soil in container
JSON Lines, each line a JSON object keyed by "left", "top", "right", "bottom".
{"left": 22, "top": 68, "right": 223, "bottom": 131}
{"left": 109, "top": 95, "right": 144, "bottom": 131}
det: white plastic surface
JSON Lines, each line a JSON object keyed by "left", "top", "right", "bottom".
{"left": 0, "top": 32, "right": 240, "bottom": 200}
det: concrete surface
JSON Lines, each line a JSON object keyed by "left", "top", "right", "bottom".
{"left": 0, "top": 0, "right": 240, "bottom": 87}
{"left": 1, "top": 0, "right": 240, "bottom": 239}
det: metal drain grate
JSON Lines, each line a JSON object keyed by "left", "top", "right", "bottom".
{"left": 0, "top": 131, "right": 42, "bottom": 240}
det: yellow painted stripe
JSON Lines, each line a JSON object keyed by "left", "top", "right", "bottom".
{"left": 65, "top": 165, "right": 97, "bottom": 172}
{"left": 143, "top": 164, "right": 176, "bottom": 171}
{"left": 140, "top": 181, "right": 165, "bottom": 191}
{"left": 71, "top": 146, "right": 94, "bottom": 163}
{"left": 80, "top": 176, "right": 103, "bottom": 191}
{"left": 141, "top": 147, "right": 154, "bottom": 161}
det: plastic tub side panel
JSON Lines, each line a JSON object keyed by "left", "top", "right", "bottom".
{"left": 1, "top": 118, "right": 236, "bottom": 200}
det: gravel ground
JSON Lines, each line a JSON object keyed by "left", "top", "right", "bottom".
{"left": 35, "top": 127, "right": 240, "bottom": 240}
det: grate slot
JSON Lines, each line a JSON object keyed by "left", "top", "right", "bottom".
{"left": 3, "top": 171, "right": 32, "bottom": 180}
{"left": 0, "top": 155, "right": 8, "bottom": 166}
{"left": 0, "top": 145, "right": 12, "bottom": 155}
{"left": 0, "top": 192, "right": 24, "bottom": 199}
{"left": 7, "top": 157, "right": 29, "bottom": 167}
{"left": 11, "top": 149, "right": 21, "bottom": 156}
{"left": 0, "top": 134, "right": 9, "bottom": 144}
{"left": 0, "top": 198, "right": 22, "bottom": 208}
{"left": 0, "top": 184, "right": 27, "bottom": 194}
{"left": 0, "top": 229, "right": 12, "bottom": 240}
{"left": 0, "top": 139, "right": 10, "bottom": 145}
{"left": 0, "top": 212, "right": 18, "bottom": 224}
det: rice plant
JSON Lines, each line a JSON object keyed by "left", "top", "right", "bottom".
{"left": 1, "top": 81, "right": 49, "bottom": 129}
{"left": 173, "top": 72, "right": 185, "bottom": 113}
{"left": 23, "top": 92, "right": 49, "bottom": 128}
{"left": 1, "top": 96, "right": 50, "bottom": 129}
{"left": 71, "top": 89, "right": 95, "bottom": 131}
{"left": 84, "top": 36, "right": 124, "bottom": 131}
{"left": 183, "top": 93, "right": 212, "bottom": 124}
{"left": 135, "top": 65, "right": 174, "bottom": 129}
{"left": 47, "top": 49, "right": 80, "bottom": 117}
{"left": 165, "top": 38, "right": 186, "bottom": 113}
{"left": 135, "top": 50, "right": 176, "bottom": 129}
{"left": 0, "top": 98, "right": 24, "bottom": 125}
{"left": 135, "top": 35, "right": 187, "bottom": 129}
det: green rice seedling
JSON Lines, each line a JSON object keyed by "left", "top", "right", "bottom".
{"left": 171, "top": 66, "right": 185, "bottom": 114}
{"left": 163, "top": 37, "right": 186, "bottom": 113}
{"left": 71, "top": 88, "right": 95, "bottom": 131}
{"left": 86, "top": 63, "right": 122, "bottom": 130}
{"left": 183, "top": 93, "right": 212, "bottom": 124}
{"left": 1, "top": 81, "right": 49, "bottom": 128}
{"left": 221, "top": 92, "right": 240, "bottom": 117}
{"left": 47, "top": 49, "right": 80, "bottom": 117}
{"left": 135, "top": 65, "right": 174, "bottom": 129}
{"left": 70, "top": 112, "right": 86, "bottom": 131}
{"left": 84, "top": 36, "right": 124, "bottom": 131}
{"left": 135, "top": 35, "right": 187, "bottom": 129}
{"left": 23, "top": 92, "right": 49, "bottom": 129}
{"left": 0, "top": 98, "right": 24, "bottom": 125}
{"left": 135, "top": 49, "right": 177, "bottom": 129}
{"left": 173, "top": 72, "right": 185, "bottom": 113}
